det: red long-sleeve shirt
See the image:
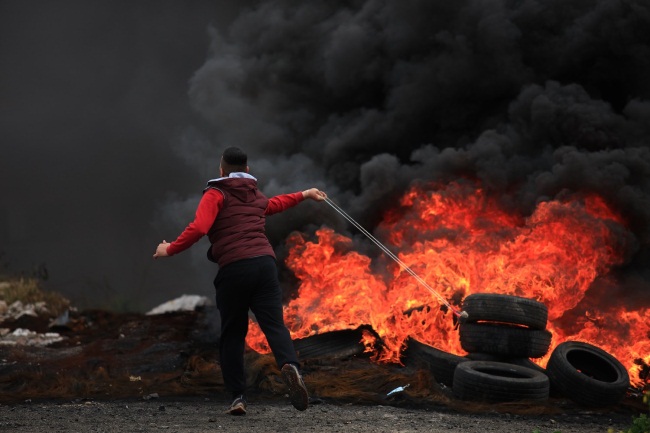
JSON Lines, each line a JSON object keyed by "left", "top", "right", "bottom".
{"left": 166, "top": 189, "right": 304, "bottom": 256}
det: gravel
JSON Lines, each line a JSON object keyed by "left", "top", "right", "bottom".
{"left": 0, "top": 396, "right": 636, "bottom": 433}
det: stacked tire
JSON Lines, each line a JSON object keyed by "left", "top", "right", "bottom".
{"left": 405, "top": 293, "right": 630, "bottom": 407}
{"left": 452, "top": 293, "right": 552, "bottom": 403}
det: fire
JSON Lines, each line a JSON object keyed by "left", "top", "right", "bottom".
{"left": 246, "top": 182, "right": 649, "bottom": 387}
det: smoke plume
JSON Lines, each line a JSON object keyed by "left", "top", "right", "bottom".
{"left": 2, "top": 0, "right": 649, "bottom": 310}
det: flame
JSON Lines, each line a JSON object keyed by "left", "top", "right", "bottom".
{"left": 246, "top": 182, "right": 649, "bottom": 387}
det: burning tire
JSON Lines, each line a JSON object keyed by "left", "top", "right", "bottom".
{"left": 459, "top": 323, "right": 552, "bottom": 358}
{"left": 293, "top": 326, "right": 376, "bottom": 361}
{"left": 545, "top": 341, "right": 629, "bottom": 407}
{"left": 452, "top": 361, "right": 550, "bottom": 403}
{"left": 403, "top": 338, "right": 468, "bottom": 386}
{"left": 462, "top": 293, "right": 548, "bottom": 329}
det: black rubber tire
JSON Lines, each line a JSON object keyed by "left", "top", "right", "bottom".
{"left": 293, "top": 326, "right": 376, "bottom": 360}
{"left": 459, "top": 322, "right": 552, "bottom": 358}
{"left": 402, "top": 338, "right": 468, "bottom": 386}
{"left": 462, "top": 293, "right": 548, "bottom": 329}
{"left": 465, "top": 352, "right": 547, "bottom": 376}
{"left": 452, "top": 361, "right": 550, "bottom": 402}
{"left": 546, "top": 341, "right": 629, "bottom": 407}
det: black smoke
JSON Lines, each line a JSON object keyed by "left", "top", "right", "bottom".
{"left": 2, "top": 0, "right": 649, "bottom": 311}
{"left": 0, "top": 0, "right": 247, "bottom": 309}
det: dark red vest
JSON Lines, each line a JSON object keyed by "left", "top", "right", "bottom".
{"left": 206, "top": 177, "right": 275, "bottom": 267}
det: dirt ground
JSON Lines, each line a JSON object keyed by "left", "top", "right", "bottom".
{"left": 0, "top": 395, "right": 637, "bottom": 433}
{"left": 0, "top": 307, "right": 645, "bottom": 432}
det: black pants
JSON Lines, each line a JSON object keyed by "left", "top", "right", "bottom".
{"left": 214, "top": 255, "right": 298, "bottom": 397}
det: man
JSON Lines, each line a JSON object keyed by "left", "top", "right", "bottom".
{"left": 153, "top": 146, "right": 327, "bottom": 415}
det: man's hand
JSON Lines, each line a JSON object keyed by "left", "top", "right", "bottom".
{"left": 302, "top": 188, "right": 327, "bottom": 201}
{"left": 153, "top": 240, "right": 170, "bottom": 259}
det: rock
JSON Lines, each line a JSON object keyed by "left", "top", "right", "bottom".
{"left": 146, "top": 295, "right": 213, "bottom": 315}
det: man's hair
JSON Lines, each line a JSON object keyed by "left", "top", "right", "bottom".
{"left": 221, "top": 146, "right": 248, "bottom": 175}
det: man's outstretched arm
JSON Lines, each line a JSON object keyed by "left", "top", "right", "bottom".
{"left": 265, "top": 188, "right": 327, "bottom": 215}
{"left": 153, "top": 189, "right": 224, "bottom": 259}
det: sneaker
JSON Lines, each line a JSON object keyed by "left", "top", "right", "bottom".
{"left": 281, "top": 363, "right": 309, "bottom": 411}
{"left": 226, "top": 395, "right": 247, "bottom": 415}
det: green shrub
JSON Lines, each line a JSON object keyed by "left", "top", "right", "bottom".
{"left": 609, "top": 391, "right": 650, "bottom": 433}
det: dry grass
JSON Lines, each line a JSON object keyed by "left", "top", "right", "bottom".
{"left": 0, "top": 277, "right": 70, "bottom": 317}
